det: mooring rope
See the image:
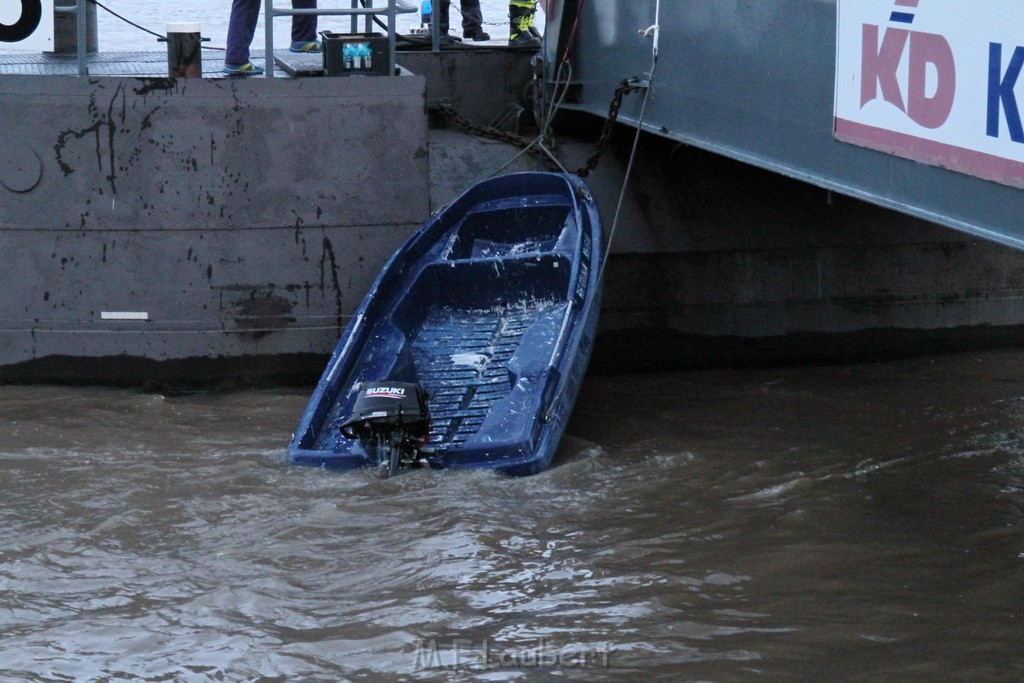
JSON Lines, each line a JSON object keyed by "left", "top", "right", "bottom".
{"left": 87, "top": 0, "right": 228, "bottom": 50}
{"left": 599, "top": 0, "right": 661, "bottom": 283}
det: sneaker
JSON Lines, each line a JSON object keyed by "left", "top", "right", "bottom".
{"left": 289, "top": 40, "right": 322, "bottom": 53}
{"left": 222, "top": 62, "right": 265, "bottom": 76}
{"left": 464, "top": 29, "right": 491, "bottom": 41}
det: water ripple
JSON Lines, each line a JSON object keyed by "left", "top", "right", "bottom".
{"left": 2, "top": 353, "right": 1024, "bottom": 679}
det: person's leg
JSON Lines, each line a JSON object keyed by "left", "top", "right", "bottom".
{"left": 509, "top": 0, "right": 539, "bottom": 46}
{"left": 527, "top": 0, "right": 541, "bottom": 38}
{"left": 225, "top": 0, "right": 261, "bottom": 65}
{"left": 437, "top": 0, "right": 450, "bottom": 34}
{"left": 291, "top": 0, "right": 317, "bottom": 45}
{"left": 460, "top": 0, "right": 485, "bottom": 38}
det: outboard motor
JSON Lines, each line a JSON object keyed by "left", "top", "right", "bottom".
{"left": 338, "top": 382, "right": 430, "bottom": 477}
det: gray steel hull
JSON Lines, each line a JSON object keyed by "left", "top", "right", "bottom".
{"left": 545, "top": 0, "right": 1024, "bottom": 249}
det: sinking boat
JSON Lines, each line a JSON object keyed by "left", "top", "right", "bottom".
{"left": 287, "top": 172, "right": 604, "bottom": 476}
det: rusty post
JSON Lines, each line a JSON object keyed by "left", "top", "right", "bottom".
{"left": 165, "top": 22, "right": 203, "bottom": 78}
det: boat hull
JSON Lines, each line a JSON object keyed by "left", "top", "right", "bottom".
{"left": 288, "top": 172, "right": 604, "bottom": 475}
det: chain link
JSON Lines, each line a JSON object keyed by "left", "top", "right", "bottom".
{"left": 428, "top": 100, "right": 543, "bottom": 151}
{"left": 574, "top": 79, "right": 643, "bottom": 178}
{"left": 428, "top": 100, "right": 565, "bottom": 171}
{"left": 428, "top": 77, "right": 642, "bottom": 177}
{"left": 450, "top": 1, "right": 513, "bottom": 28}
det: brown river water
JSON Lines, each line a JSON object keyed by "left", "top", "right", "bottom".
{"left": 8, "top": 3, "right": 1020, "bottom": 679}
{"left": 1, "top": 349, "right": 1023, "bottom": 680}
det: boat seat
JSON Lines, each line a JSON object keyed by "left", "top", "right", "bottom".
{"left": 444, "top": 203, "right": 576, "bottom": 260}
{"left": 393, "top": 254, "right": 572, "bottom": 324}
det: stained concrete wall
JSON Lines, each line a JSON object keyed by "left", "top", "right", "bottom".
{"left": 0, "top": 73, "right": 429, "bottom": 384}
{"left": 397, "top": 49, "right": 535, "bottom": 127}
{"left": 4, "top": 50, "right": 1024, "bottom": 385}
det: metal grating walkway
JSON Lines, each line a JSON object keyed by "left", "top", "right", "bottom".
{"left": 0, "top": 49, "right": 314, "bottom": 77}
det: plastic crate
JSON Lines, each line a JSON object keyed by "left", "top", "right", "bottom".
{"left": 321, "top": 31, "right": 388, "bottom": 77}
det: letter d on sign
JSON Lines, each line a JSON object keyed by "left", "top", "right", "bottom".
{"left": 907, "top": 32, "right": 956, "bottom": 129}
{"left": 0, "top": 0, "right": 42, "bottom": 43}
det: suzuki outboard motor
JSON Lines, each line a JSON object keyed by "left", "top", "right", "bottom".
{"left": 338, "top": 382, "right": 430, "bottom": 477}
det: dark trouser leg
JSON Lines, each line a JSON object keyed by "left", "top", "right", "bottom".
{"left": 439, "top": 0, "right": 451, "bottom": 34}
{"left": 460, "top": 0, "right": 483, "bottom": 34}
{"left": 225, "top": 0, "right": 260, "bottom": 64}
{"left": 291, "top": 0, "right": 317, "bottom": 43}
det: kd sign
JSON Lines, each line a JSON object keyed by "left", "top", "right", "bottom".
{"left": 0, "top": 0, "right": 54, "bottom": 51}
{"left": 860, "top": 25, "right": 955, "bottom": 130}
{"left": 835, "top": 0, "right": 1024, "bottom": 190}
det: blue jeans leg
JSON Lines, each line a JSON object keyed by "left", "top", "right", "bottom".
{"left": 225, "top": 0, "right": 260, "bottom": 65}
{"left": 291, "top": 0, "right": 317, "bottom": 43}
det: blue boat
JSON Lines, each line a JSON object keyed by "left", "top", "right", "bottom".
{"left": 287, "top": 172, "right": 604, "bottom": 476}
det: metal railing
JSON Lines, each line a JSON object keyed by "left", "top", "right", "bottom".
{"left": 51, "top": 0, "right": 444, "bottom": 78}
{"left": 263, "top": 0, "right": 417, "bottom": 78}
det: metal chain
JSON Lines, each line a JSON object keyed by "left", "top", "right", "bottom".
{"left": 428, "top": 100, "right": 544, "bottom": 152}
{"left": 575, "top": 79, "right": 643, "bottom": 178}
{"left": 451, "top": 0, "right": 514, "bottom": 28}
{"left": 428, "top": 77, "right": 642, "bottom": 177}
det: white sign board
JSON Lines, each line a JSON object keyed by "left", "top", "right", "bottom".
{"left": 0, "top": 0, "right": 54, "bottom": 51}
{"left": 835, "top": 0, "right": 1024, "bottom": 189}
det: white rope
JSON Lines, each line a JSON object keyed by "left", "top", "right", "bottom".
{"left": 649, "top": 0, "right": 661, "bottom": 57}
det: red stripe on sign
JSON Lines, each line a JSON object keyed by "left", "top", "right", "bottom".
{"left": 835, "top": 118, "right": 1024, "bottom": 190}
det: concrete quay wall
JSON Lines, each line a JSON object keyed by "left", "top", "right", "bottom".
{"left": 0, "top": 73, "right": 429, "bottom": 384}
{"left": 2, "top": 51, "right": 1024, "bottom": 385}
